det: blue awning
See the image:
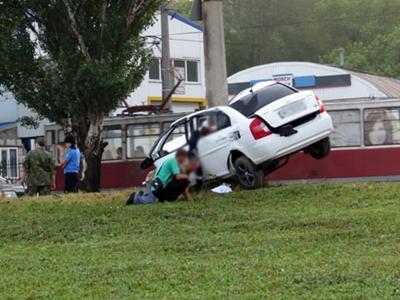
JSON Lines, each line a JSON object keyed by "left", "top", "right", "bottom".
{"left": 0, "top": 121, "right": 17, "bottom": 129}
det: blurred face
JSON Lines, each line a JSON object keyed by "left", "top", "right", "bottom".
{"left": 176, "top": 154, "right": 188, "bottom": 166}
{"left": 369, "top": 121, "right": 387, "bottom": 145}
{"left": 65, "top": 142, "right": 72, "bottom": 148}
{"left": 187, "top": 159, "right": 200, "bottom": 173}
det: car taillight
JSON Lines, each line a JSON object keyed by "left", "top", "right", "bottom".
{"left": 249, "top": 117, "right": 272, "bottom": 140}
{"left": 315, "top": 95, "right": 325, "bottom": 113}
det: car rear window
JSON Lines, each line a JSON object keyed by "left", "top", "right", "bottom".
{"left": 229, "top": 84, "right": 297, "bottom": 117}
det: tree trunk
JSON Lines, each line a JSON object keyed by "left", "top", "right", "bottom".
{"left": 76, "top": 113, "right": 105, "bottom": 192}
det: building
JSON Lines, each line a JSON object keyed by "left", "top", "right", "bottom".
{"left": 228, "top": 61, "right": 400, "bottom": 101}
{"left": 117, "top": 11, "right": 206, "bottom": 114}
{"left": 0, "top": 92, "right": 25, "bottom": 179}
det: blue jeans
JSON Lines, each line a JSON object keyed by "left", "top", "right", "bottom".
{"left": 134, "top": 182, "right": 158, "bottom": 205}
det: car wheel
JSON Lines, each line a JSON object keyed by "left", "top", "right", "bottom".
{"left": 308, "top": 137, "right": 331, "bottom": 160}
{"left": 234, "top": 156, "right": 265, "bottom": 189}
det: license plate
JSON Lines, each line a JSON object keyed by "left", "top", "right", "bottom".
{"left": 278, "top": 101, "right": 307, "bottom": 119}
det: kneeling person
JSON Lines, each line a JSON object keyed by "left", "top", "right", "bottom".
{"left": 130, "top": 149, "right": 193, "bottom": 205}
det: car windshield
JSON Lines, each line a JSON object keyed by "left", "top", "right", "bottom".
{"left": 229, "top": 83, "right": 297, "bottom": 117}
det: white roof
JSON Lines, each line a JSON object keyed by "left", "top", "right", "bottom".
{"left": 228, "top": 61, "right": 400, "bottom": 101}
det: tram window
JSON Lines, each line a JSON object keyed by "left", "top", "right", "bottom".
{"left": 127, "top": 123, "right": 160, "bottom": 159}
{"left": 364, "top": 108, "right": 400, "bottom": 146}
{"left": 329, "top": 110, "right": 361, "bottom": 147}
{"left": 103, "top": 126, "right": 123, "bottom": 160}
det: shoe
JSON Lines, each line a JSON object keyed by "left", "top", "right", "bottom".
{"left": 126, "top": 192, "right": 136, "bottom": 205}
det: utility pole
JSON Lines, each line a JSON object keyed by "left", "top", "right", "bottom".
{"left": 161, "top": 6, "right": 174, "bottom": 110}
{"left": 338, "top": 48, "right": 345, "bottom": 67}
{"left": 191, "top": 0, "right": 228, "bottom": 107}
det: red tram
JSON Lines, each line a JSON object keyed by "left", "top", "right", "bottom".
{"left": 45, "top": 97, "right": 400, "bottom": 190}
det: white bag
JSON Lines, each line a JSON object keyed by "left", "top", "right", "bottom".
{"left": 211, "top": 183, "right": 233, "bottom": 194}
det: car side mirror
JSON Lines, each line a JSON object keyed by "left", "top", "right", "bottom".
{"left": 141, "top": 157, "right": 154, "bottom": 170}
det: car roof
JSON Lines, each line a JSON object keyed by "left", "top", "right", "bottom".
{"left": 229, "top": 80, "right": 277, "bottom": 105}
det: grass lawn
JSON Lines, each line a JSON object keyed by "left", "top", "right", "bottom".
{"left": 0, "top": 183, "right": 400, "bottom": 299}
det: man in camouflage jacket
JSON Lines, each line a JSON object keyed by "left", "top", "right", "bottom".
{"left": 21, "top": 137, "right": 56, "bottom": 196}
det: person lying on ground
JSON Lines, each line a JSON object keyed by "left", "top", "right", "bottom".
{"left": 126, "top": 149, "right": 193, "bottom": 205}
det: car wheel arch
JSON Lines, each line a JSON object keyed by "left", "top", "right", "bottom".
{"left": 228, "top": 150, "right": 253, "bottom": 173}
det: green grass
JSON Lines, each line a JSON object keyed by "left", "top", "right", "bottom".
{"left": 0, "top": 183, "right": 400, "bottom": 299}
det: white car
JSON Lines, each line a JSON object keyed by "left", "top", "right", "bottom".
{"left": 0, "top": 176, "right": 25, "bottom": 198}
{"left": 142, "top": 81, "right": 334, "bottom": 189}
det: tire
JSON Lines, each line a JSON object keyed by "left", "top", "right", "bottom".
{"left": 234, "top": 156, "right": 265, "bottom": 189}
{"left": 308, "top": 137, "right": 331, "bottom": 160}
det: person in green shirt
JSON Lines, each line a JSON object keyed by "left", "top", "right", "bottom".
{"left": 21, "top": 137, "right": 56, "bottom": 196}
{"left": 127, "top": 149, "right": 193, "bottom": 205}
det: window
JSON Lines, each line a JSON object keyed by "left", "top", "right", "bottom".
{"left": 46, "top": 130, "right": 55, "bottom": 146}
{"left": 315, "top": 74, "right": 351, "bottom": 88}
{"left": 329, "top": 110, "right": 362, "bottom": 148}
{"left": 228, "top": 82, "right": 252, "bottom": 96}
{"left": 103, "top": 126, "right": 123, "bottom": 160}
{"left": 186, "top": 61, "right": 199, "bottom": 83}
{"left": 44, "top": 130, "right": 57, "bottom": 157}
{"left": 194, "top": 111, "right": 231, "bottom": 133}
{"left": 173, "top": 60, "right": 186, "bottom": 81}
{"left": 149, "top": 58, "right": 161, "bottom": 80}
{"left": 58, "top": 130, "right": 65, "bottom": 144}
{"left": 229, "top": 83, "right": 297, "bottom": 117}
{"left": 150, "top": 59, "right": 200, "bottom": 83}
{"left": 127, "top": 124, "right": 160, "bottom": 159}
{"left": 1, "top": 147, "right": 18, "bottom": 179}
{"left": 174, "top": 59, "right": 185, "bottom": 70}
{"left": 364, "top": 108, "right": 400, "bottom": 146}
{"left": 172, "top": 60, "right": 200, "bottom": 83}
{"left": 161, "top": 123, "right": 187, "bottom": 155}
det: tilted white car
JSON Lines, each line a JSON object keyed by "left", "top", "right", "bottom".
{"left": 142, "top": 81, "right": 334, "bottom": 189}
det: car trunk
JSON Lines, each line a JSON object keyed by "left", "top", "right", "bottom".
{"left": 255, "top": 90, "right": 320, "bottom": 129}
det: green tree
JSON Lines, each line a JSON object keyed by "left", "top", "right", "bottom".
{"left": 222, "top": 0, "right": 400, "bottom": 76}
{"left": 170, "top": 0, "right": 192, "bottom": 16}
{"left": 0, "top": 0, "right": 163, "bottom": 192}
{"left": 223, "top": 0, "right": 320, "bottom": 75}
{"left": 322, "top": 26, "right": 400, "bottom": 78}
{"left": 317, "top": 0, "right": 400, "bottom": 78}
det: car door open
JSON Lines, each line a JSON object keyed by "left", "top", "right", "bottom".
{"left": 195, "top": 111, "right": 235, "bottom": 178}
{"left": 151, "top": 121, "right": 190, "bottom": 168}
